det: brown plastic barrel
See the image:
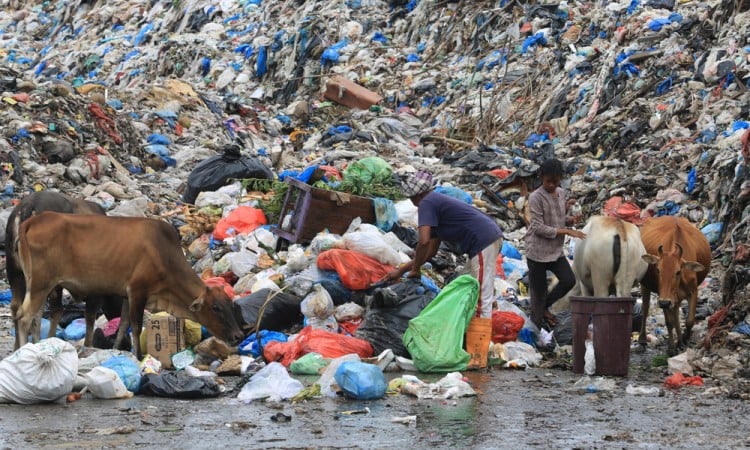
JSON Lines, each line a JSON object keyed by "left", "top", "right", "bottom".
{"left": 570, "top": 296, "right": 635, "bottom": 376}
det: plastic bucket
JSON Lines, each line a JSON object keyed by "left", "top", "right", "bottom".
{"left": 466, "top": 317, "right": 492, "bottom": 369}
{"left": 571, "top": 296, "right": 635, "bottom": 376}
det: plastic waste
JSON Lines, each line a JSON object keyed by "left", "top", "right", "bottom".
{"left": 0, "top": 338, "right": 78, "bottom": 404}
{"left": 343, "top": 231, "right": 401, "bottom": 266}
{"left": 139, "top": 371, "right": 222, "bottom": 398}
{"left": 572, "top": 376, "right": 616, "bottom": 394}
{"left": 626, "top": 384, "right": 662, "bottom": 396}
{"left": 318, "top": 354, "right": 361, "bottom": 397}
{"left": 290, "top": 353, "right": 330, "bottom": 375}
{"left": 237, "top": 362, "right": 303, "bottom": 403}
{"left": 334, "top": 361, "right": 387, "bottom": 400}
{"left": 85, "top": 366, "right": 133, "bottom": 399}
{"left": 301, "top": 284, "right": 336, "bottom": 331}
{"left": 239, "top": 330, "right": 289, "bottom": 357}
{"left": 63, "top": 318, "right": 87, "bottom": 341}
{"left": 101, "top": 355, "right": 142, "bottom": 393}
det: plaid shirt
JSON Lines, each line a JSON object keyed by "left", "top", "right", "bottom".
{"left": 524, "top": 185, "right": 567, "bottom": 262}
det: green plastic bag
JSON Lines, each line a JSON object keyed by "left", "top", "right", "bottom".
{"left": 343, "top": 157, "right": 393, "bottom": 185}
{"left": 290, "top": 352, "right": 330, "bottom": 375}
{"left": 402, "top": 275, "right": 479, "bottom": 373}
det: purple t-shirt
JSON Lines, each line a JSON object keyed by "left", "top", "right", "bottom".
{"left": 418, "top": 191, "right": 503, "bottom": 257}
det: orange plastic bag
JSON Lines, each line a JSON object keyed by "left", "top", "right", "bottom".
{"left": 263, "top": 326, "right": 374, "bottom": 366}
{"left": 664, "top": 372, "right": 704, "bottom": 389}
{"left": 203, "top": 277, "right": 236, "bottom": 299}
{"left": 491, "top": 311, "right": 525, "bottom": 344}
{"left": 213, "top": 206, "right": 267, "bottom": 240}
{"left": 316, "top": 249, "right": 394, "bottom": 290}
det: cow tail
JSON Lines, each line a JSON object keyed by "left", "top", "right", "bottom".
{"left": 15, "top": 216, "right": 32, "bottom": 290}
{"left": 612, "top": 234, "right": 621, "bottom": 277}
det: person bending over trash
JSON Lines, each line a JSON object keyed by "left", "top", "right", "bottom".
{"left": 524, "top": 158, "right": 586, "bottom": 330}
{"left": 380, "top": 170, "right": 503, "bottom": 318}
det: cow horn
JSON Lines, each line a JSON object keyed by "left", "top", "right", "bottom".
{"left": 675, "top": 242, "right": 683, "bottom": 258}
{"left": 658, "top": 244, "right": 664, "bottom": 256}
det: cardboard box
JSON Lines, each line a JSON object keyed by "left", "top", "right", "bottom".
{"left": 323, "top": 75, "right": 382, "bottom": 110}
{"left": 146, "top": 314, "right": 185, "bottom": 369}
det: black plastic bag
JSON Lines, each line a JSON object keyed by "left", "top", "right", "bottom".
{"left": 182, "top": 144, "right": 273, "bottom": 204}
{"left": 355, "top": 280, "right": 436, "bottom": 357}
{"left": 234, "top": 289, "right": 303, "bottom": 334}
{"left": 553, "top": 310, "right": 573, "bottom": 345}
{"left": 139, "top": 372, "right": 221, "bottom": 398}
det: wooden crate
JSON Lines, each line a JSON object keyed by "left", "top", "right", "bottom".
{"left": 271, "top": 177, "right": 376, "bottom": 244}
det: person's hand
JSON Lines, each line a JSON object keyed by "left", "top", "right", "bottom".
{"left": 379, "top": 270, "right": 401, "bottom": 283}
{"left": 406, "top": 270, "right": 421, "bottom": 279}
{"left": 568, "top": 229, "right": 586, "bottom": 239}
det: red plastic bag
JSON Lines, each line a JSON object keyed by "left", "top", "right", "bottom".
{"left": 603, "top": 196, "right": 644, "bottom": 225}
{"left": 491, "top": 311, "right": 525, "bottom": 344}
{"left": 495, "top": 254, "right": 506, "bottom": 279}
{"left": 264, "top": 326, "right": 374, "bottom": 366}
{"left": 319, "top": 165, "right": 342, "bottom": 181}
{"left": 213, "top": 206, "right": 267, "bottom": 240}
{"left": 316, "top": 249, "right": 394, "bottom": 290}
{"left": 664, "top": 372, "right": 704, "bottom": 389}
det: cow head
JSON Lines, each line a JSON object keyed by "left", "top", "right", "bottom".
{"left": 641, "top": 243, "right": 705, "bottom": 309}
{"left": 190, "top": 286, "right": 245, "bottom": 344}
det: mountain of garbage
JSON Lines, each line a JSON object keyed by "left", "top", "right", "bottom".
{"left": 0, "top": 0, "right": 749, "bottom": 396}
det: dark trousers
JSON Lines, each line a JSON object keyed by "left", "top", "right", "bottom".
{"left": 527, "top": 256, "right": 576, "bottom": 328}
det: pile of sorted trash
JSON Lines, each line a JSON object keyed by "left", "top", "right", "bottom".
{"left": 0, "top": 0, "right": 750, "bottom": 402}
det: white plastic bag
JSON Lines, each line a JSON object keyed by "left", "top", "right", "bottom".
{"left": 498, "top": 341, "right": 542, "bottom": 367}
{"left": 334, "top": 302, "right": 365, "bottom": 322}
{"left": 301, "top": 284, "right": 335, "bottom": 320}
{"left": 343, "top": 231, "right": 401, "bottom": 266}
{"left": 285, "top": 244, "right": 310, "bottom": 272}
{"left": 85, "top": 366, "right": 133, "bottom": 399}
{"left": 237, "top": 362, "right": 303, "bottom": 403}
{"left": 395, "top": 200, "right": 418, "bottom": 226}
{"left": 584, "top": 340, "right": 596, "bottom": 375}
{"left": 0, "top": 338, "right": 78, "bottom": 404}
{"left": 243, "top": 227, "right": 278, "bottom": 254}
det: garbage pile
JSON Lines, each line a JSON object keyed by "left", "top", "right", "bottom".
{"left": 0, "top": 0, "right": 749, "bottom": 400}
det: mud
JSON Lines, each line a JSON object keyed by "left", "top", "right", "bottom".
{"left": 1, "top": 305, "right": 748, "bottom": 450}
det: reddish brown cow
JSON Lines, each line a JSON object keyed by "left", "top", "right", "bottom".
{"left": 639, "top": 216, "right": 711, "bottom": 355}
{"left": 5, "top": 191, "right": 124, "bottom": 349}
{"left": 14, "top": 212, "right": 244, "bottom": 358}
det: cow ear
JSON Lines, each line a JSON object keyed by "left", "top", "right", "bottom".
{"left": 642, "top": 254, "right": 659, "bottom": 265}
{"left": 190, "top": 297, "right": 205, "bottom": 312}
{"left": 682, "top": 261, "right": 705, "bottom": 273}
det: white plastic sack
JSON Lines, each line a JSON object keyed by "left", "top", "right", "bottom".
{"left": 0, "top": 338, "right": 78, "bottom": 404}
{"left": 85, "top": 366, "right": 133, "bottom": 399}
{"left": 395, "top": 200, "right": 418, "bottom": 226}
{"left": 237, "top": 362, "right": 303, "bottom": 403}
{"left": 382, "top": 231, "right": 414, "bottom": 256}
{"left": 343, "top": 231, "right": 401, "bottom": 266}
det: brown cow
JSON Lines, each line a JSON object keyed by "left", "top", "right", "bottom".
{"left": 639, "top": 216, "right": 711, "bottom": 355}
{"left": 5, "top": 191, "right": 124, "bottom": 349}
{"left": 14, "top": 212, "right": 244, "bottom": 358}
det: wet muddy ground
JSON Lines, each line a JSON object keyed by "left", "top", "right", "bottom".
{"left": 1, "top": 306, "right": 749, "bottom": 450}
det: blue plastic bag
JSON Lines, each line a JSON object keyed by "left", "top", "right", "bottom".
{"left": 502, "top": 241, "right": 523, "bottom": 260}
{"left": 435, "top": 186, "right": 472, "bottom": 204}
{"left": 11, "top": 317, "right": 63, "bottom": 339}
{"left": 63, "top": 318, "right": 86, "bottom": 340}
{"left": 701, "top": 222, "right": 723, "bottom": 246}
{"left": 239, "top": 330, "right": 288, "bottom": 357}
{"left": 256, "top": 46, "right": 268, "bottom": 78}
{"left": 102, "top": 355, "right": 142, "bottom": 392}
{"left": 147, "top": 133, "right": 172, "bottom": 146}
{"left": 334, "top": 361, "right": 387, "bottom": 400}
{"left": 373, "top": 197, "right": 398, "bottom": 232}
{"left": 0, "top": 289, "right": 11, "bottom": 305}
